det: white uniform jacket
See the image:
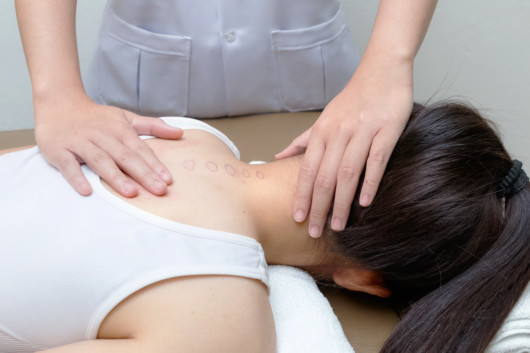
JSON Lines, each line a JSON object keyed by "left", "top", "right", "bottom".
{"left": 85, "top": 0, "right": 360, "bottom": 118}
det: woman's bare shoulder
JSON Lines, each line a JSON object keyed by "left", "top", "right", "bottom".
{"left": 146, "top": 129, "right": 238, "bottom": 161}
{"left": 99, "top": 275, "right": 276, "bottom": 353}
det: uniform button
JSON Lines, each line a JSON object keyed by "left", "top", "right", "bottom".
{"left": 224, "top": 31, "right": 236, "bottom": 43}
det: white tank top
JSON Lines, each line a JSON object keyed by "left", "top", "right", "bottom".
{"left": 0, "top": 118, "right": 268, "bottom": 352}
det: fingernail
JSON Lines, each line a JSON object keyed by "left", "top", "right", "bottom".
{"left": 309, "top": 226, "right": 322, "bottom": 238}
{"left": 122, "top": 182, "right": 136, "bottom": 195}
{"left": 78, "top": 182, "right": 92, "bottom": 196}
{"left": 153, "top": 180, "right": 166, "bottom": 193}
{"left": 160, "top": 170, "right": 172, "bottom": 183}
{"left": 331, "top": 217, "right": 344, "bottom": 231}
{"left": 360, "top": 194, "right": 371, "bottom": 207}
{"left": 294, "top": 209, "right": 306, "bottom": 222}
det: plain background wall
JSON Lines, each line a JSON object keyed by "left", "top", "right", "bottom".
{"left": 0, "top": 1, "right": 106, "bottom": 131}
{"left": 1, "top": 1, "right": 528, "bottom": 165}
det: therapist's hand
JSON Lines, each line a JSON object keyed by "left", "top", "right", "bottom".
{"left": 34, "top": 94, "right": 183, "bottom": 197}
{"left": 276, "top": 56, "right": 413, "bottom": 238}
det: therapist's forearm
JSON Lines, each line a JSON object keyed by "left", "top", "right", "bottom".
{"left": 362, "top": 0, "right": 438, "bottom": 65}
{"left": 15, "top": 0, "right": 87, "bottom": 107}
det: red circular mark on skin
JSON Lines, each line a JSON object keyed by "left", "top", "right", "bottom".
{"left": 256, "top": 171, "right": 264, "bottom": 179}
{"left": 225, "top": 164, "right": 236, "bottom": 176}
{"left": 242, "top": 169, "right": 251, "bottom": 178}
{"left": 183, "top": 160, "right": 195, "bottom": 171}
{"left": 206, "top": 162, "right": 218, "bottom": 172}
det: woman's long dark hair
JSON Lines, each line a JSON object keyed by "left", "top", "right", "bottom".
{"left": 329, "top": 102, "right": 530, "bottom": 353}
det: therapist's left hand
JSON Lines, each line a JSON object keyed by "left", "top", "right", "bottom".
{"left": 275, "top": 57, "right": 413, "bottom": 238}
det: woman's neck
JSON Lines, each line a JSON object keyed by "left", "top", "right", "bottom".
{"left": 108, "top": 133, "right": 331, "bottom": 268}
{"left": 243, "top": 156, "right": 329, "bottom": 267}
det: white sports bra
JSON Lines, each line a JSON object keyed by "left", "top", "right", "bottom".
{"left": 0, "top": 117, "right": 268, "bottom": 352}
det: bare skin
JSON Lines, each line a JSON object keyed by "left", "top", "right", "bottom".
{"left": 15, "top": 0, "right": 184, "bottom": 198}
{"left": 0, "top": 129, "right": 388, "bottom": 352}
{"left": 278, "top": 0, "right": 438, "bottom": 238}
{"left": 100, "top": 131, "right": 323, "bottom": 265}
{"left": 15, "top": 0, "right": 437, "bottom": 239}
{"left": 41, "top": 276, "right": 276, "bottom": 353}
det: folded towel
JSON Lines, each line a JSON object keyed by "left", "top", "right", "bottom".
{"left": 259, "top": 159, "right": 528, "bottom": 352}
{"left": 268, "top": 265, "right": 355, "bottom": 353}
{"left": 269, "top": 265, "right": 530, "bottom": 353}
{"left": 254, "top": 161, "right": 353, "bottom": 352}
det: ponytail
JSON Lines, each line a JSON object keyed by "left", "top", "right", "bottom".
{"left": 381, "top": 185, "right": 530, "bottom": 353}
{"left": 327, "top": 103, "right": 530, "bottom": 353}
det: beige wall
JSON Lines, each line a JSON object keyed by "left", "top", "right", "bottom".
{"left": 1, "top": 1, "right": 528, "bottom": 165}
{"left": 344, "top": 1, "right": 530, "bottom": 166}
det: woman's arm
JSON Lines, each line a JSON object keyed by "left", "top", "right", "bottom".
{"left": 39, "top": 277, "right": 275, "bottom": 353}
{"left": 278, "top": 0, "right": 438, "bottom": 237}
{"left": 15, "top": 0, "right": 183, "bottom": 198}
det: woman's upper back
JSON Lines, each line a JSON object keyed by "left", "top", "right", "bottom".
{"left": 0, "top": 120, "right": 271, "bottom": 351}
{"left": 109, "top": 127, "right": 261, "bottom": 236}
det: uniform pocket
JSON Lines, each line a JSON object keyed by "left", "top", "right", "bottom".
{"left": 96, "top": 11, "right": 191, "bottom": 116}
{"left": 271, "top": 6, "right": 359, "bottom": 111}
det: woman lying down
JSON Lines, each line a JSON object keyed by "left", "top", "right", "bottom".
{"left": 1, "top": 102, "right": 529, "bottom": 353}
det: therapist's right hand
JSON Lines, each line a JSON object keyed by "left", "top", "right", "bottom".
{"left": 34, "top": 94, "right": 184, "bottom": 197}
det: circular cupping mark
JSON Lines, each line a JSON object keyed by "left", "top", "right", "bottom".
{"left": 183, "top": 160, "right": 195, "bottom": 171}
{"left": 242, "top": 169, "right": 251, "bottom": 178}
{"left": 256, "top": 171, "right": 264, "bottom": 179}
{"left": 225, "top": 164, "right": 236, "bottom": 176}
{"left": 206, "top": 161, "right": 218, "bottom": 172}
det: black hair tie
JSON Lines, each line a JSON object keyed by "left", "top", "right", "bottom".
{"left": 497, "top": 160, "right": 529, "bottom": 199}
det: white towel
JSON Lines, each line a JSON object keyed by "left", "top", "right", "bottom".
{"left": 254, "top": 158, "right": 353, "bottom": 352}
{"left": 256, "top": 156, "right": 528, "bottom": 352}
{"left": 268, "top": 265, "right": 355, "bottom": 353}
{"left": 268, "top": 265, "right": 530, "bottom": 353}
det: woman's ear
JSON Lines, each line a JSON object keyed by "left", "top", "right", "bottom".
{"left": 332, "top": 267, "right": 391, "bottom": 298}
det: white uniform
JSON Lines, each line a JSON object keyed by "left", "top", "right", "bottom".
{"left": 0, "top": 118, "right": 268, "bottom": 352}
{"left": 85, "top": 0, "right": 359, "bottom": 118}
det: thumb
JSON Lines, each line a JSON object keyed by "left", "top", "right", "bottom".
{"left": 275, "top": 127, "right": 312, "bottom": 160}
{"left": 129, "top": 114, "right": 184, "bottom": 140}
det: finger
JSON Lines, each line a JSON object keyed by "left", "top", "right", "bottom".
{"left": 359, "top": 129, "right": 401, "bottom": 207}
{"left": 120, "top": 112, "right": 174, "bottom": 183}
{"left": 332, "top": 133, "right": 373, "bottom": 230}
{"left": 48, "top": 149, "right": 93, "bottom": 196}
{"left": 275, "top": 143, "right": 307, "bottom": 160}
{"left": 79, "top": 141, "right": 140, "bottom": 198}
{"left": 292, "top": 137, "right": 325, "bottom": 225}
{"left": 96, "top": 136, "right": 168, "bottom": 196}
{"left": 128, "top": 114, "right": 184, "bottom": 140}
{"left": 275, "top": 128, "right": 312, "bottom": 160}
{"left": 124, "top": 135, "right": 174, "bottom": 185}
{"left": 307, "top": 140, "right": 348, "bottom": 237}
